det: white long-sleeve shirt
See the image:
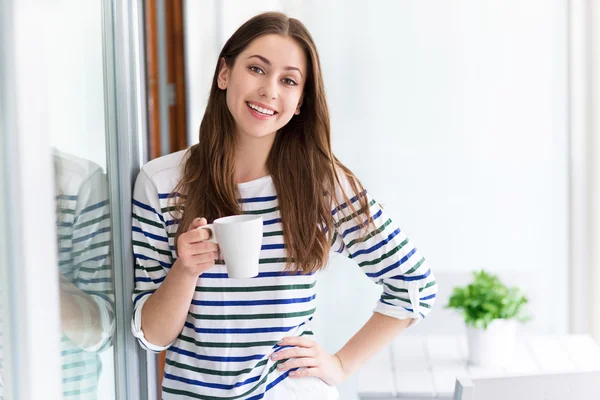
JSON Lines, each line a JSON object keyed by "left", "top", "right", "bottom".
{"left": 131, "top": 149, "right": 437, "bottom": 400}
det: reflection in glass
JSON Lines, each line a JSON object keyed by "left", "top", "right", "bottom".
{"left": 54, "top": 148, "right": 115, "bottom": 399}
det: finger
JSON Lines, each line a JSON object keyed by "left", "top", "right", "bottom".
{"left": 189, "top": 242, "right": 219, "bottom": 255}
{"left": 186, "top": 226, "right": 215, "bottom": 243}
{"left": 289, "top": 367, "right": 319, "bottom": 378}
{"left": 278, "top": 336, "right": 315, "bottom": 348}
{"left": 188, "top": 252, "right": 218, "bottom": 265}
{"left": 271, "top": 347, "right": 314, "bottom": 361}
{"left": 277, "top": 357, "right": 318, "bottom": 372}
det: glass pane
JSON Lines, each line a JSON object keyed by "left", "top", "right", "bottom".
{"left": 47, "top": 2, "right": 116, "bottom": 399}
{"left": 0, "top": 92, "right": 7, "bottom": 399}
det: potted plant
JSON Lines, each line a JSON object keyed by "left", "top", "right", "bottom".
{"left": 446, "top": 270, "right": 529, "bottom": 367}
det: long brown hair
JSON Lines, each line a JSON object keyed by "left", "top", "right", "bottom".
{"left": 172, "top": 12, "right": 372, "bottom": 274}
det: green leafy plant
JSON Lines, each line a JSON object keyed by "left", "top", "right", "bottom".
{"left": 446, "top": 270, "right": 529, "bottom": 329}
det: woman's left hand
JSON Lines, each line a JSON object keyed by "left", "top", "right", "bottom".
{"left": 272, "top": 336, "right": 347, "bottom": 386}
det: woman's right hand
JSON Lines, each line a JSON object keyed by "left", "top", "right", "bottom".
{"left": 174, "top": 217, "right": 220, "bottom": 277}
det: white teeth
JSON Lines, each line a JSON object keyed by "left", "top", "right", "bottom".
{"left": 248, "top": 102, "right": 275, "bottom": 115}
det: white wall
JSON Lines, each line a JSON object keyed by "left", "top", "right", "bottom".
{"left": 184, "top": 1, "right": 569, "bottom": 398}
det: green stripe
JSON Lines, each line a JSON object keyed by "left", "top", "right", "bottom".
{"left": 75, "top": 214, "right": 110, "bottom": 230}
{"left": 62, "top": 361, "right": 88, "bottom": 370}
{"left": 63, "top": 385, "right": 97, "bottom": 397}
{"left": 71, "top": 241, "right": 111, "bottom": 258}
{"left": 384, "top": 280, "right": 437, "bottom": 293}
{"left": 263, "top": 230, "right": 283, "bottom": 237}
{"left": 195, "top": 281, "right": 316, "bottom": 293}
{"left": 381, "top": 293, "right": 432, "bottom": 309}
{"left": 346, "top": 219, "right": 393, "bottom": 248}
{"left": 132, "top": 240, "right": 172, "bottom": 257}
{"left": 242, "top": 206, "right": 279, "bottom": 215}
{"left": 189, "top": 308, "right": 315, "bottom": 320}
{"left": 161, "top": 206, "right": 181, "bottom": 213}
{"left": 79, "top": 264, "right": 111, "bottom": 274}
{"left": 336, "top": 199, "right": 377, "bottom": 226}
{"left": 357, "top": 238, "right": 409, "bottom": 267}
{"left": 178, "top": 334, "right": 278, "bottom": 348}
{"left": 136, "top": 264, "right": 163, "bottom": 273}
{"left": 56, "top": 208, "right": 76, "bottom": 215}
{"left": 165, "top": 358, "right": 269, "bottom": 377}
{"left": 133, "top": 213, "right": 163, "bottom": 229}
{"left": 403, "top": 257, "right": 426, "bottom": 275}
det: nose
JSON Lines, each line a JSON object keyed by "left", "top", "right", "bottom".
{"left": 259, "top": 78, "right": 278, "bottom": 100}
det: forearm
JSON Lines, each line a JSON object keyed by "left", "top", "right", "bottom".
{"left": 140, "top": 259, "right": 198, "bottom": 347}
{"left": 335, "top": 312, "right": 412, "bottom": 378}
{"left": 60, "top": 289, "right": 103, "bottom": 346}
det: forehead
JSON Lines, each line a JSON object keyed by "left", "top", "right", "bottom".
{"left": 241, "top": 34, "right": 306, "bottom": 73}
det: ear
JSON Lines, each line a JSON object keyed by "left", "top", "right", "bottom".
{"left": 217, "top": 57, "right": 229, "bottom": 90}
{"left": 295, "top": 95, "right": 303, "bottom": 115}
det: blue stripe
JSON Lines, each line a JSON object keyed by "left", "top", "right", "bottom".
{"left": 133, "top": 290, "right": 154, "bottom": 306}
{"left": 350, "top": 228, "right": 401, "bottom": 258}
{"left": 261, "top": 243, "right": 285, "bottom": 250}
{"left": 135, "top": 275, "right": 165, "bottom": 284}
{"left": 80, "top": 200, "right": 109, "bottom": 215}
{"left": 72, "top": 227, "right": 110, "bottom": 244}
{"left": 263, "top": 218, "right": 281, "bottom": 226}
{"left": 166, "top": 219, "right": 179, "bottom": 226}
{"left": 158, "top": 192, "right": 184, "bottom": 199}
{"left": 169, "top": 346, "right": 264, "bottom": 362}
{"left": 331, "top": 190, "right": 366, "bottom": 217}
{"left": 238, "top": 195, "right": 277, "bottom": 203}
{"left": 56, "top": 194, "right": 78, "bottom": 201}
{"left": 133, "top": 199, "right": 166, "bottom": 224}
{"left": 133, "top": 226, "right": 169, "bottom": 243}
{"left": 246, "top": 371, "right": 297, "bottom": 400}
{"left": 200, "top": 271, "right": 312, "bottom": 279}
{"left": 390, "top": 268, "right": 431, "bottom": 282}
{"left": 191, "top": 294, "right": 316, "bottom": 307}
{"left": 364, "top": 248, "right": 418, "bottom": 278}
{"left": 135, "top": 253, "right": 172, "bottom": 269}
{"left": 420, "top": 293, "right": 436, "bottom": 301}
{"left": 164, "top": 372, "right": 260, "bottom": 390}
{"left": 341, "top": 209, "right": 383, "bottom": 238}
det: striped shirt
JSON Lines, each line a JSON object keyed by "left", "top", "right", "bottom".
{"left": 54, "top": 149, "right": 115, "bottom": 399}
{"left": 131, "top": 150, "right": 437, "bottom": 400}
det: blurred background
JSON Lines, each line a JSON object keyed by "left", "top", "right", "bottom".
{"left": 1, "top": 1, "right": 599, "bottom": 399}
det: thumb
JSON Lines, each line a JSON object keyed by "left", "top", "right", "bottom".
{"left": 188, "top": 217, "right": 208, "bottom": 231}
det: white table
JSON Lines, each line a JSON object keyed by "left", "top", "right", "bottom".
{"left": 357, "top": 334, "right": 600, "bottom": 399}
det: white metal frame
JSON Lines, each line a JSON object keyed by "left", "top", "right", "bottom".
{"left": 103, "top": 0, "right": 157, "bottom": 399}
{"left": 568, "top": 0, "right": 600, "bottom": 342}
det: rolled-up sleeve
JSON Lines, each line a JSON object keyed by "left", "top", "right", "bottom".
{"left": 131, "top": 168, "right": 175, "bottom": 352}
{"left": 331, "top": 176, "right": 437, "bottom": 325}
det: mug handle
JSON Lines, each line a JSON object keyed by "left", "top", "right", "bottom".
{"left": 198, "top": 224, "right": 217, "bottom": 244}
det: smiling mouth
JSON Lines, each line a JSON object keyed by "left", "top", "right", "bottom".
{"left": 246, "top": 102, "right": 278, "bottom": 116}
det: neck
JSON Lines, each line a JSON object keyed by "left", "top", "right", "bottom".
{"left": 234, "top": 132, "right": 276, "bottom": 184}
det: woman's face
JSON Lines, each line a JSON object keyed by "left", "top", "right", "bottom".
{"left": 218, "top": 34, "right": 307, "bottom": 141}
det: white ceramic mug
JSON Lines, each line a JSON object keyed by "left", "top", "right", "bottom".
{"left": 199, "top": 215, "right": 263, "bottom": 279}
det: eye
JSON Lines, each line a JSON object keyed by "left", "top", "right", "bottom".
{"left": 248, "top": 65, "right": 265, "bottom": 75}
{"left": 281, "top": 78, "right": 298, "bottom": 86}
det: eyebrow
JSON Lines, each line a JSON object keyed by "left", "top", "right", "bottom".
{"left": 246, "top": 54, "right": 303, "bottom": 78}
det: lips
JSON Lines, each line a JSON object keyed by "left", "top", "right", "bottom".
{"left": 246, "top": 102, "right": 278, "bottom": 120}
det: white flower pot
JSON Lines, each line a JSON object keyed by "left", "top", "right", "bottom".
{"left": 466, "top": 319, "right": 517, "bottom": 367}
